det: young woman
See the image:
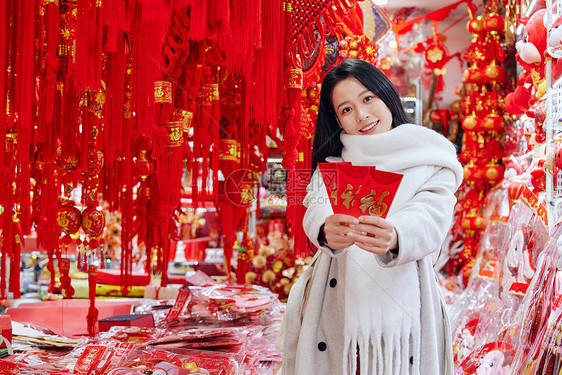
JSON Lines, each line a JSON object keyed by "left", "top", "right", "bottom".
{"left": 278, "top": 59, "right": 463, "bottom": 374}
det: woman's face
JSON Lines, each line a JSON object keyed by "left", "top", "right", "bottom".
{"left": 331, "top": 76, "right": 393, "bottom": 135}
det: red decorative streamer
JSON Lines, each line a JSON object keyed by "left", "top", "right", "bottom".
{"left": 393, "top": 0, "right": 475, "bottom": 35}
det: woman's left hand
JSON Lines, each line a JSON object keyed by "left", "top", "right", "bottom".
{"left": 347, "top": 215, "right": 398, "bottom": 255}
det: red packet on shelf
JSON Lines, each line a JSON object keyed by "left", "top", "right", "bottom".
{"left": 335, "top": 163, "right": 402, "bottom": 219}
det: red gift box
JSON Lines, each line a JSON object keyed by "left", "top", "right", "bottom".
{"left": 98, "top": 313, "right": 155, "bottom": 332}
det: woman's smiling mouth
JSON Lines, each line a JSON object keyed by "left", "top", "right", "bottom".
{"left": 359, "top": 120, "right": 379, "bottom": 133}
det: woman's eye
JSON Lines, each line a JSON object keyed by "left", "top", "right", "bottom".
{"left": 341, "top": 107, "right": 351, "bottom": 114}
{"left": 364, "top": 95, "right": 374, "bottom": 103}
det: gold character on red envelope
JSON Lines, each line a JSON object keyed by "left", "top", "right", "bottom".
{"left": 341, "top": 184, "right": 362, "bottom": 209}
{"left": 359, "top": 189, "right": 390, "bottom": 217}
{"left": 330, "top": 182, "right": 338, "bottom": 205}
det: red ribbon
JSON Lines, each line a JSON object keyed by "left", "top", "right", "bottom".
{"left": 393, "top": 0, "right": 475, "bottom": 35}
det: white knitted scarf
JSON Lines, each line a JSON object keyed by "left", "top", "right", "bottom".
{"left": 336, "top": 124, "right": 462, "bottom": 375}
{"left": 340, "top": 123, "right": 462, "bottom": 186}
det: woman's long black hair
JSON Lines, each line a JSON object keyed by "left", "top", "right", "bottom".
{"left": 310, "top": 59, "right": 413, "bottom": 174}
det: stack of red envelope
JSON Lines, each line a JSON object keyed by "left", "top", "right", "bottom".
{"left": 318, "top": 162, "right": 403, "bottom": 218}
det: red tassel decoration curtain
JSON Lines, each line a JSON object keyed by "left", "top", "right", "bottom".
{"left": 249, "top": 0, "right": 284, "bottom": 131}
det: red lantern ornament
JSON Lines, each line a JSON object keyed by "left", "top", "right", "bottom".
{"left": 484, "top": 13, "right": 504, "bottom": 34}
{"left": 86, "top": 149, "right": 104, "bottom": 176}
{"left": 483, "top": 61, "right": 507, "bottom": 84}
{"left": 462, "top": 113, "right": 481, "bottom": 132}
{"left": 82, "top": 206, "right": 105, "bottom": 239}
{"left": 481, "top": 111, "right": 504, "bottom": 132}
{"left": 461, "top": 210, "right": 486, "bottom": 231}
{"left": 134, "top": 150, "right": 155, "bottom": 181}
{"left": 507, "top": 181, "right": 526, "bottom": 201}
{"left": 467, "top": 15, "right": 485, "bottom": 35}
{"left": 463, "top": 161, "right": 483, "bottom": 184}
{"left": 483, "top": 160, "right": 505, "bottom": 186}
{"left": 464, "top": 66, "right": 485, "bottom": 85}
{"left": 57, "top": 203, "right": 82, "bottom": 235}
{"left": 56, "top": 145, "right": 79, "bottom": 171}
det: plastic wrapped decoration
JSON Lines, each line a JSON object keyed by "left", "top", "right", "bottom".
{"left": 508, "top": 222, "right": 562, "bottom": 373}
{"left": 494, "top": 201, "right": 548, "bottom": 302}
{"left": 449, "top": 198, "right": 549, "bottom": 367}
{"left": 450, "top": 276, "right": 501, "bottom": 367}
{"left": 455, "top": 342, "right": 515, "bottom": 374}
{"left": 449, "top": 185, "right": 511, "bottom": 365}
{"left": 188, "top": 284, "right": 278, "bottom": 323}
{"left": 460, "top": 202, "right": 548, "bottom": 366}
{"left": 104, "top": 347, "right": 243, "bottom": 375}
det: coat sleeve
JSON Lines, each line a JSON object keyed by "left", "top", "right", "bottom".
{"left": 378, "top": 165, "right": 458, "bottom": 267}
{"left": 302, "top": 168, "right": 346, "bottom": 257}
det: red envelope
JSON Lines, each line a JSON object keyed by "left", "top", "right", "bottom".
{"left": 318, "top": 162, "right": 348, "bottom": 206}
{"left": 364, "top": 168, "right": 403, "bottom": 218}
{"left": 332, "top": 163, "right": 402, "bottom": 218}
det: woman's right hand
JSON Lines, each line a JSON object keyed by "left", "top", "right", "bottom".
{"left": 323, "top": 214, "right": 360, "bottom": 249}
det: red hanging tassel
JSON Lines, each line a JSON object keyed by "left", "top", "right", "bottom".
{"left": 47, "top": 249, "right": 57, "bottom": 293}
{"left": 60, "top": 258, "right": 75, "bottom": 298}
{"left": 293, "top": 138, "right": 313, "bottom": 259}
{"left": 1, "top": 208, "right": 13, "bottom": 299}
{"left": 131, "top": 1, "right": 168, "bottom": 139}
{"left": 104, "top": 0, "right": 124, "bottom": 52}
{"left": 75, "top": 0, "right": 92, "bottom": 89}
{"left": 99, "top": 247, "right": 105, "bottom": 269}
{"left": 207, "top": 0, "right": 230, "bottom": 39}
{"left": 226, "top": 0, "right": 259, "bottom": 75}
{"left": 60, "top": 81, "right": 80, "bottom": 170}
{"left": 235, "top": 242, "right": 247, "bottom": 284}
{"left": 250, "top": 0, "right": 283, "bottom": 130}
{"left": 104, "top": 32, "right": 126, "bottom": 164}
{"left": 10, "top": 219, "right": 22, "bottom": 299}
{"left": 210, "top": 74, "right": 221, "bottom": 204}
{"left": 76, "top": 240, "right": 82, "bottom": 270}
{"left": 281, "top": 0, "right": 305, "bottom": 258}
{"left": 188, "top": 0, "right": 207, "bottom": 41}
{"left": 13, "top": 0, "right": 36, "bottom": 240}
{"left": 119, "top": 113, "right": 134, "bottom": 294}
{"left": 86, "top": 265, "right": 99, "bottom": 337}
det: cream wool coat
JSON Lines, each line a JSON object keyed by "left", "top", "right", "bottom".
{"left": 278, "top": 124, "right": 463, "bottom": 375}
